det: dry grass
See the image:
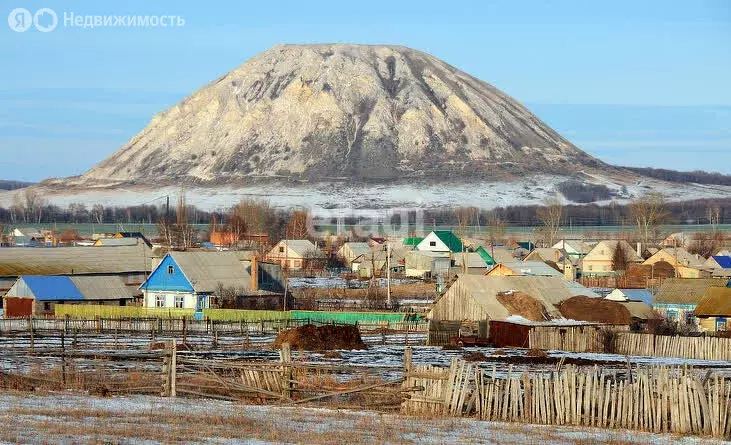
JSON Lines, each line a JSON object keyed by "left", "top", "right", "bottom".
{"left": 0, "top": 392, "right": 714, "bottom": 444}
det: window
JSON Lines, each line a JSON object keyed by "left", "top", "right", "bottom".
{"left": 155, "top": 294, "right": 165, "bottom": 307}
{"left": 685, "top": 312, "right": 695, "bottom": 326}
{"left": 717, "top": 318, "right": 727, "bottom": 332}
{"left": 174, "top": 296, "right": 184, "bottom": 309}
{"left": 587, "top": 265, "right": 593, "bottom": 271}
{"left": 279, "top": 246, "right": 285, "bottom": 253}
{"left": 43, "top": 302, "right": 51, "bottom": 311}
{"left": 167, "top": 265, "right": 174, "bottom": 275}
{"left": 429, "top": 241, "right": 436, "bottom": 247}
{"left": 667, "top": 310, "right": 678, "bottom": 322}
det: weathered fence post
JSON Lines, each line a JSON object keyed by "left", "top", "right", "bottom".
{"left": 28, "top": 316, "right": 34, "bottom": 351}
{"left": 95, "top": 315, "right": 102, "bottom": 333}
{"left": 162, "top": 340, "right": 177, "bottom": 397}
{"left": 280, "top": 342, "right": 292, "bottom": 399}
{"left": 182, "top": 317, "right": 187, "bottom": 345}
{"left": 403, "top": 347, "right": 413, "bottom": 374}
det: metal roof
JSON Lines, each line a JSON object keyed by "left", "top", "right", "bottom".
{"left": 271, "top": 240, "right": 320, "bottom": 256}
{"left": 164, "top": 251, "right": 279, "bottom": 295}
{"left": 712, "top": 256, "right": 731, "bottom": 269}
{"left": 339, "top": 242, "right": 372, "bottom": 258}
{"left": 70, "top": 275, "right": 135, "bottom": 300}
{"left": 0, "top": 245, "right": 153, "bottom": 276}
{"left": 433, "top": 230, "right": 464, "bottom": 253}
{"left": 454, "top": 252, "right": 489, "bottom": 269}
{"left": 18, "top": 276, "right": 84, "bottom": 301}
{"left": 500, "top": 261, "right": 563, "bottom": 277}
{"left": 654, "top": 278, "right": 729, "bottom": 305}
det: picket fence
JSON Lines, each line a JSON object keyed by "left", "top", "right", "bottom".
{"left": 402, "top": 359, "right": 731, "bottom": 439}
{"left": 615, "top": 333, "right": 731, "bottom": 362}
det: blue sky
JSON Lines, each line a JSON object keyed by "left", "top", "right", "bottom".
{"left": 1, "top": 0, "right": 730, "bottom": 181}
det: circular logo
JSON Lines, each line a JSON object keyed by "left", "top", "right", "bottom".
{"left": 33, "top": 8, "right": 57, "bottom": 32}
{"left": 8, "top": 7, "right": 32, "bottom": 32}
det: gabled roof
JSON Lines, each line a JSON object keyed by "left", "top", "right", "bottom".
{"left": 17, "top": 276, "right": 84, "bottom": 301}
{"left": 433, "top": 230, "right": 464, "bottom": 253}
{"left": 654, "top": 278, "right": 729, "bottom": 305}
{"left": 70, "top": 276, "right": 135, "bottom": 300}
{"left": 606, "top": 288, "right": 654, "bottom": 305}
{"left": 617, "top": 301, "right": 660, "bottom": 320}
{"left": 273, "top": 240, "right": 319, "bottom": 256}
{"left": 694, "top": 287, "right": 731, "bottom": 317}
{"left": 493, "top": 261, "right": 563, "bottom": 277}
{"left": 454, "top": 252, "right": 489, "bottom": 269}
{"left": 95, "top": 238, "right": 142, "bottom": 247}
{"left": 585, "top": 240, "right": 643, "bottom": 262}
{"left": 166, "top": 251, "right": 253, "bottom": 293}
{"left": 712, "top": 256, "right": 731, "bottom": 269}
{"left": 339, "top": 242, "right": 371, "bottom": 258}
{"left": 433, "top": 275, "right": 598, "bottom": 320}
{"left": 402, "top": 237, "right": 423, "bottom": 246}
{"left": 644, "top": 248, "right": 705, "bottom": 268}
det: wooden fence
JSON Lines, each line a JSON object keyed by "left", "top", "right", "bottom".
{"left": 528, "top": 328, "right": 731, "bottom": 362}
{"left": 402, "top": 358, "right": 731, "bottom": 439}
{"left": 0, "top": 316, "right": 427, "bottom": 337}
{"left": 616, "top": 333, "right": 731, "bottom": 362}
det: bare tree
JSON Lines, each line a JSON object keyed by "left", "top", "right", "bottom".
{"left": 454, "top": 207, "right": 476, "bottom": 273}
{"left": 485, "top": 213, "right": 506, "bottom": 265}
{"left": 536, "top": 196, "right": 563, "bottom": 246}
{"left": 91, "top": 204, "right": 105, "bottom": 224}
{"left": 286, "top": 209, "right": 311, "bottom": 240}
{"left": 630, "top": 192, "right": 668, "bottom": 247}
{"left": 22, "top": 189, "right": 46, "bottom": 224}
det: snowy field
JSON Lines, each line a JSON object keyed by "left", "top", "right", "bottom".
{"left": 0, "top": 392, "right": 724, "bottom": 444}
{"left": 1, "top": 174, "right": 730, "bottom": 216}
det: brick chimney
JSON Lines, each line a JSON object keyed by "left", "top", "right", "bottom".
{"left": 250, "top": 256, "right": 259, "bottom": 291}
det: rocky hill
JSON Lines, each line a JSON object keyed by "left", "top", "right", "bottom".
{"left": 78, "top": 44, "right": 608, "bottom": 185}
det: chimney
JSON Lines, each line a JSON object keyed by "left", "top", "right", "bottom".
{"left": 636, "top": 242, "right": 641, "bottom": 258}
{"left": 251, "top": 256, "right": 259, "bottom": 291}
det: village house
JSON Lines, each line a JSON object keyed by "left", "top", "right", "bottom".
{"left": 582, "top": 240, "right": 643, "bottom": 276}
{"left": 604, "top": 288, "right": 659, "bottom": 330}
{"left": 139, "top": 252, "right": 286, "bottom": 312}
{"left": 266, "top": 239, "right": 322, "bottom": 270}
{"left": 93, "top": 237, "right": 145, "bottom": 247}
{"left": 113, "top": 232, "right": 154, "bottom": 248}
{"left": 705, "top": 255, "right": 731, "bottom": 278}
{"left": 652, "top": 278, "right": 729, "bottom": 327}
{"left": 643, "top": 247, "right": 709, "bottom": 278}
{"left": 452, "top": 252, "right": 490, "bottom": 274}
{"left": 3, "top": 275, "right": 135, "bottom": 317}
{"left": 351, "top": 247, "right": 407, "bottom": 278}
{"left": 404, "top": 250, "right": 451, "bottom": 278}
{"left": 693, "top": 286, "right": 731, "bottom": 332}
{"left": 416, "top": 231, "right": 465, "bottom": 254}
{"left": 426, "top": 275, "right": 601, "bottom": 343}
{"left": 0, "top": 244, "right": 154, "bottom": 305}
{"left": 337, "top": 242, "right": 372, "bottom": 267}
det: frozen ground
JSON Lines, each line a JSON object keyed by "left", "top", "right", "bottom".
{"left": 1, "top": 174, "right": 729, "bottom": 215}
{"left": 0, "top": 392, "right": 725, "bottom": 444}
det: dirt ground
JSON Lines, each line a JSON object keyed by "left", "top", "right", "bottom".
{"left": 0, "top": 392, "right": 723, "bottom": 445}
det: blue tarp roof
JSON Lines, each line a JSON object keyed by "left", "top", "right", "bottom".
{"left": 712, "top": 256, "right": 731, "bottom": 269}
{"left": 618, "top": 289, "right": 654, "bottom": 305}
{"left": 22, "top": 276, "right": 84, "bottom": 301}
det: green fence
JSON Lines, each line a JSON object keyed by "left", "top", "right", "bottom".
{"left": 290, "top": 310, "right": 416, "bottom": 324}
{"left": 55, "top": 305, "right": 418, "bottom": 324}
{"left": 54, "top": 305, "right": 195, "bottom": 319}
{"left": 202, "top": 309, "right": 291, "bottom": 321}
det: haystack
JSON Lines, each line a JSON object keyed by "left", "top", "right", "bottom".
{"left": 496, "top": 291, "right": 550, "bottom": 321}
{"left": 557, "top": 296, "right": 631, "bottom": 325}
{"left": 273, "top": 324, "right": 367, "bottom": 351}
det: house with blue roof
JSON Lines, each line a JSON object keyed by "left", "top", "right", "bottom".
{"left": 706, "top": 256, "right": 731, "bottom": 278}
{"left": 4, "top": 275, "right": 134, "bottom": 317}
{"left": 139, "top": 252, "right": 286, "bottom": 313}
